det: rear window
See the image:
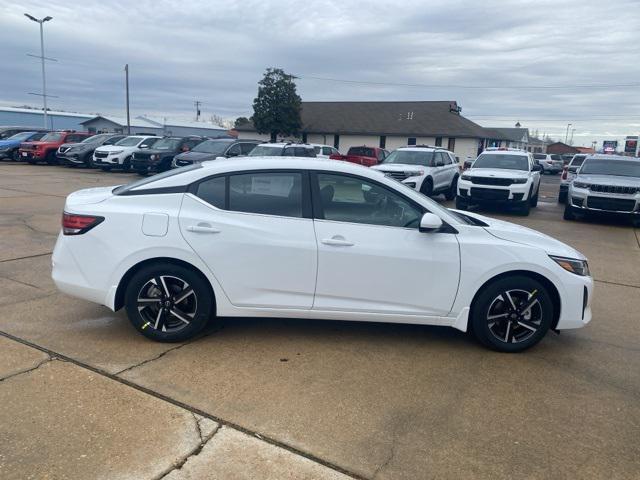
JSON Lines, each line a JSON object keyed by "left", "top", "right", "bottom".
{"left": 550, "top": 154, "right": 562, "bottom": 160}
{"left": 113, "top": 163, "right": 202, "bottom": 195}
{"left": 348, "top": 147, "right": 375, "bottom": 157}
{"left": 533, "top": 153, "right": 546, "bottom": 159}
{"left": 571, "top": 155, "right": 586, "bottom": 167}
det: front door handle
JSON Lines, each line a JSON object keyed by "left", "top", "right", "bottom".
{"left": 186, "top": 223, "right": 220, "bottom": 234}
{"left": 321, "top": 236, "right": 354, "bottom": 247}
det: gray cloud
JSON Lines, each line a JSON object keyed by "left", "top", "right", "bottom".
{"left": 1, "top": 0, "right": 639, "bottom": 146}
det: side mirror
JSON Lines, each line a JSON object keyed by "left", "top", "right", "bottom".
{"left": 227, "top": 151, "right": 239, "bottom": 157}
{"left": 419, "top": 213, "right": 443, "bottom": 232}
{"left": 533, "top": 164, "right": 543, "bottom": 172}
{"left": 181, "top": 146, "right": 190, "bottom": 152}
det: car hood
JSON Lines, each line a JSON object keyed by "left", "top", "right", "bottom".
{"left": 0, "top": 139, "right": 20, "bottom": 147}
{"left": 21, "top": 141, "right": 54, "bottom": 147}
{"left": 372, "top": 164, "right": 426, "bottom": 173}
{"left": 140, "top": 148, "right": 176, "bottom": 155}
{"left": 96, "top": 145, "right": 128, "bottom": 152}
{"left": 465, "top": 168, "right": 529, "bottom": 179}
{"left": 174, "top": 151, "right": 217, "bottom": 162}
{"left": 66, "top": 186, "right": 116, "bottom": 206}
{"left": 575, "top": 174, "right": 640, "bottom": 187}
{"left": 452, "top": 209, "right": 585, "bottom": 259}
{"left": 59, "top": 142, "right": 87, "bottom": 151}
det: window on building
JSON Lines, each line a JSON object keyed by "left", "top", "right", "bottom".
{"left": 333, "top": 134, "right": 340, "bottom": 149}
{"left": 448, "top": 137, "right": 456, "bottom": 152}
{"left": 435, "top": 137, "right": 442, "bottom": 147}
{"left": 379, "top": 136, "right": 386, "bottom": 148}
{"left": 407, "top": 137, "right": 417, "bottom": 146}
{"left": 301, "top": 132, "right": 308, "bottom": 143}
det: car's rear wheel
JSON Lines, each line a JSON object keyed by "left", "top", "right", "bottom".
{"left": 470, "top": 275, "right": 553, "bottom": 352}
{"left": 445, "top": 175, "right": 458, "bottom": 201}
{"left": 124, "top": 263, "right": 214, "bottom": 342}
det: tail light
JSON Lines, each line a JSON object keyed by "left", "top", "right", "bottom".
{"left": 561, "top": 167, "right": 568, "bottom": 180}
{"left": 62, "top": 212, "right": 104, "bottom": 235}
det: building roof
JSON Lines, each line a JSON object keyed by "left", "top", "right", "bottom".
{"left": 575, "top": 147, "right": 596, "bottom": 154}
{"left": 80, "top": 115, "right": 159, "bottom": 129}
{"left": 139, "top": 116, "right": 227, "bottom": 131}
{"left": 237, "top": 101, "right": 495, "bottom": 139}
{"left": 0, "top": 106, "right": 94, "bottom": 119}
{"left": 484, "top": 127, "right": 529, "bottom": 143}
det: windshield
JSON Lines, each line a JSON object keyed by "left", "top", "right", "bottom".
{"left": 40, "top": 132, "right": 64, "bottom": 142}
{"left": 550, "top": 154, "right": 562, "bottom": 161}
{"left": 472, "top": 154, "right": 529, "bottom": 171}
{"left": 80, "top": 134, "right": 109, "bottom": 144}
{"left": 249, "top": 145, "right": 283, "bottom": 156}
{"left": 580, "top": 159, "right": 640, "bottom": 177}
{"left": 348, "top": 147, "right": 374, "bottom": 157}
{"left": 151, "top": 138, "right": 181, "bottom": 150}
{"left": 192, "top": 140, "right": 233, "bottom": 154}
{"left": 571, "top": 155, "right": 586, "bottom": 167}
{"left": 383, "top": 150, "right": 434, "bottom": 166}
{"left": 139, "top": 137, "right": 159, "bottom": 148}
{"left": 116, "top": 136, "right": 143, "bottom": 146}
{"left": 113, "top": 163, "right": 202, "bottom": 195}
{"left": 6, "top": 132, "right": 37, "bottom": 141}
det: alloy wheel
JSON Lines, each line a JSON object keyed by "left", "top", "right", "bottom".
{"left": 136, "top": 275, "right": 197, "bottom": 333}
{"left": 486, "top": 289, "right": 542, "bottom": 344}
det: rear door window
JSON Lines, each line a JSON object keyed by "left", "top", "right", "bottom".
{"left": 229, "top": 172, "right": 303, "bottom": 218}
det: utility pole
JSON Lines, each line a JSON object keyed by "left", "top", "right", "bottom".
{"left": 564, "top": 123, "right": 572, "bottom": 143}
{"left": 24, "top": 14, "right": 54, "bottom": 129}
{"left": 125, "top": 64, "right": 131, "bottom": 135}
{"left": 194, "top": 101, "right": 202, "bottom": 121}
{"left": 569, "top": 128, "right": 575, "bottom": 145}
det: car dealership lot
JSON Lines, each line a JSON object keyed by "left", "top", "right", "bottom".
{"left": 1, "top": 164, "right": 639, "bottom": 479}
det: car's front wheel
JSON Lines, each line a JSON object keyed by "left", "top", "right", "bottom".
{"left": 455, "top": 196, "right": 468, "bottom": 210}
{"left": 445, "top": 175, "right": 458, "bottom": 201}
{"left": 124, "top": 263, "right": 214, "bottom": 342}
{"left": 470, "top": 275, "right": 553, "bottom": 352}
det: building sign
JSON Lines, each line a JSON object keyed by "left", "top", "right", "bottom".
{"left": 624, "top": 136, "right": 638, "bottom": 154}
{"left": 602, "top": 140, "right": 618, "bottom": 153}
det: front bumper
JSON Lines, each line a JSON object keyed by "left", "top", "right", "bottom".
{"left": 93, "top": 155, "right": 121, "bottom": 166}
{"left": 19, "top": 151, "right": 43, "bottom": 161}
{"left": 457, "top": 180, "right": 530, "bottom": 203}
{"left": 556, "top": 272, "right": 593, "bottom": 330}
{"left": 58, "top": 154, "right": 87, "bottom": 165}
{"left": 568, "top": 187, "right": 640, "bottom": 215}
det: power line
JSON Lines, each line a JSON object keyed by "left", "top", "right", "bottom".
{"left": 296, "top": 75, "right": 640, "bottom": 90}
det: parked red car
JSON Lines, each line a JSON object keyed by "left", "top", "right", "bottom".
{"left": 329, "top": 146, "right": 389, "bottom": 167}
{"left": 19, "top": 131, "right": 93, "bottom": 164}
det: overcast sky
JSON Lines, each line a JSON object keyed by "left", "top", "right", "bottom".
{"left": 1, "top": 0, "right": 639, "bottom": 147}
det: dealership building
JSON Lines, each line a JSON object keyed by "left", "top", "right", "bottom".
{"left": 237, "top": 101, "right": 516, "bottom": 160}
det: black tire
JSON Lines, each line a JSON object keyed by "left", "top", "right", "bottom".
{"left": 517, "top": 199, "right": 531, "bottom": 216}
{"left": 124, "top": 263, "right": 215, "bottom": 342}
{"left": 445, "top": 175, "right": 458, "bottom": 201}
{"left": 101, "top": 166, "right": 112, "bottom": 172}
{"left": 11, "top": 149, "right": 20, "bottom": 161}
{"left": 530, "top": 187, "right": 538, "bottom": 208}
{"left": 122, "top": 156, "right": 132, "bottom": 171}
{"left": 470, "top": 275, "right": 553, "bottom": 352}
{"left": 455, "top": 196, "right": 468, "bottom": 210}
{"left": 558, "top": 191, "right": 567, "bottom": 204}
{"left": 420, "top": 178, "right": 434, "bottom": 197}
{"left": 563, "top": 202, "right": 576, "bottom": 220}
{"left": 45, "top": 151, "right": 57, "bottom": 165}
{"left": 27, "top": 159, "right": 36, "bottom": 165}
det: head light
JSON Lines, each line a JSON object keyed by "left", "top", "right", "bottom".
{"left": 550, "top": 255, "right": 590, "bottom": 276}
{"left": 573, "top": 181, "right": 590, "bottom": 189}
{"left": 109, "top": 150, "right": 124, "bottom": 155}
{"left": 511, "top": 178, "right": 527, "bottom": 184}
{"left": 461, "top": 173, "right": 472, "bottom": 180}
{"left": 150, "top": 154, "right": 158, "bottom": 161}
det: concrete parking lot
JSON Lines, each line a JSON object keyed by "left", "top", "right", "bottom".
{"left": 1, "top": 163, "right": 639, "bottom": 480}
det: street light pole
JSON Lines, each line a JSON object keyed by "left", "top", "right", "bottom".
{"left": 24, "top": 14, "right": 53, "bottom": 130}
{"left": 564, "top": 123, "right": 572, "bottom": 144}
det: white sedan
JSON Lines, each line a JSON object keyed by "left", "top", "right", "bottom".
{"left": 52, "top": 158, "right": 593, "bottom": 352}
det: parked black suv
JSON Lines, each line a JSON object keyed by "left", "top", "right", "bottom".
{"left": 57, "top": 133, "right": 127, "bottom": 167}
{"left": 171, "top": 139, "right": 260, "bottom": 168}
{"left": 132, "top": 136, "right": 206, "bottom": 175}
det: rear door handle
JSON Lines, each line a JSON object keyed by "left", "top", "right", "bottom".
{"left": 187, "top": 223, "right": 220, "bottom": 234}
{"left": 321, "top": 237, "right": 354, "bottom": 247}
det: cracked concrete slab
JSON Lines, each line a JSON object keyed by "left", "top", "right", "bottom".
{"left": 0, "top": 293, "right": 189, "bottom": 374}
{"left": 0, "top": 357, "right": 205, "bottom": 480}
{"left": 0, "top": 335, "right": 49, "bottom": 380}
{"left": 163, "top": 426, "right": 351, "bottom": 480}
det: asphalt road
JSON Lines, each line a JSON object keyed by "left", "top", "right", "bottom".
{"left": 0, "top": 164, "right": 639, "bottom": 480}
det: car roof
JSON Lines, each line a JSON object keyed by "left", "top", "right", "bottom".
{"left": 257, "top": 142, "right": 313, "bottom": 147}
{"left": 479, "top": 149, "right": 529, "bottom": 156}
{"left": 584, "top": 154, "right": 638, "bottom": 162}
{"left": 396, "top": 146, "right": 451, "bottom": 152}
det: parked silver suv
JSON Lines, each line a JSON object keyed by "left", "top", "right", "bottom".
{"left": 564, "top": 155, "right": 640, "bottom": 223}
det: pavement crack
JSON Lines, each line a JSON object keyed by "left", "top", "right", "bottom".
{"left": 0, "top": 275, "right": 43, "bottom": 290}
{"left": 372, "top": 440, "right": 397, "bottom": 480}
{"left": 0, "top": 356, "right": 53, "bottom": 382}
{"left": 153, "top": 415, "right": 222, "bottom": 480}
{"left": 0, "top": 252, "right": 52, "bottom": 264}
{"left": 114, "top": 343, "right": 190, "bottom": 376}
{"left": 594, "top": 278, "right": 640, "bottom": 289}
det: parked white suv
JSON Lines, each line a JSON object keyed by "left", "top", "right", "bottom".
{"left": 456, "top": 148, "right": 542, "bottom": 215}
{"left": 533, "top": 153, "right": 563, "bottom": 174}
{"left": 311, "top": 144, "right": 339, "bottom": 159}
{"left": 371, "top": 146, "right": 459, "bottom": 199}
{"left": 93, "top": 135, "right": 160, "bottom": 171}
